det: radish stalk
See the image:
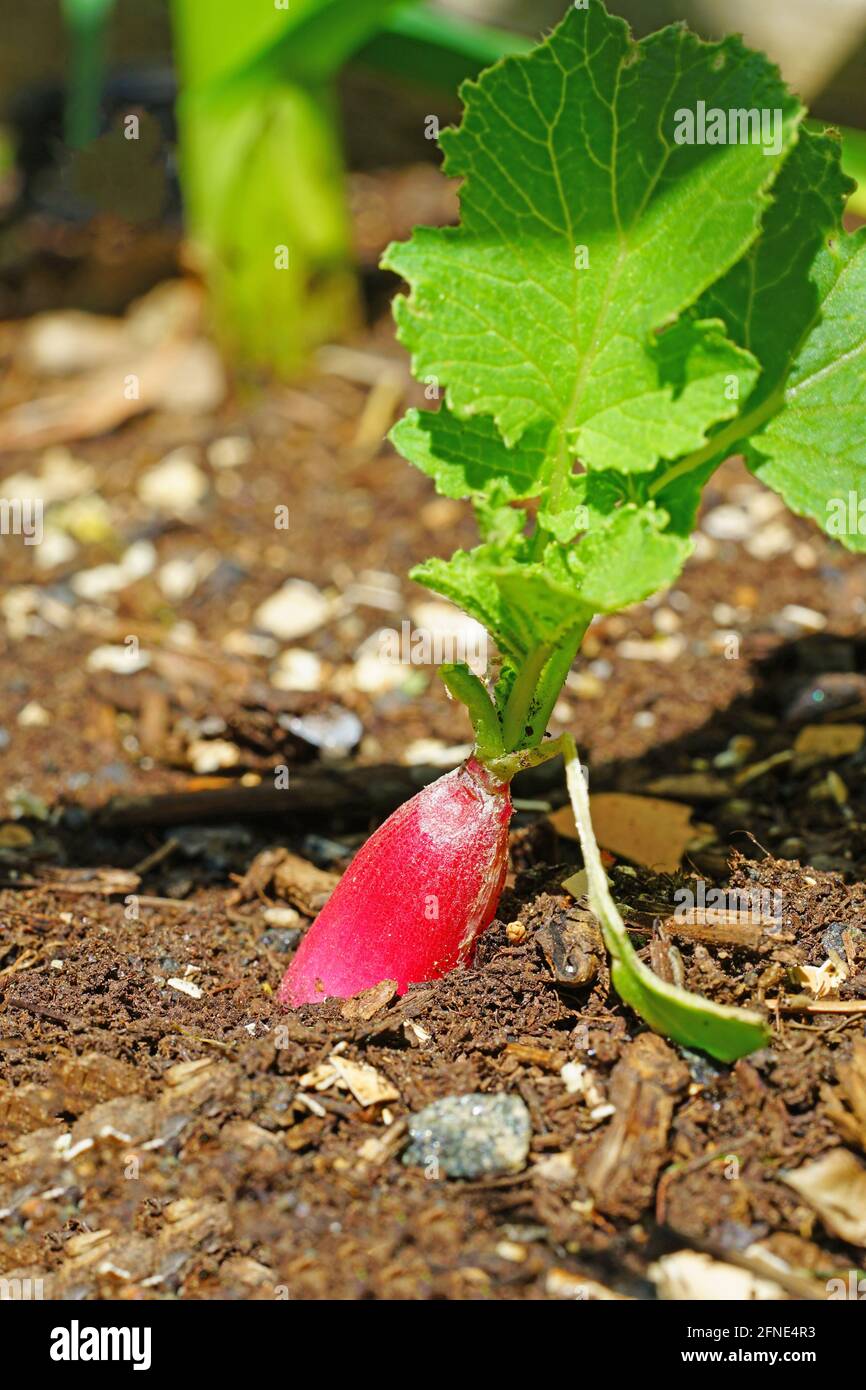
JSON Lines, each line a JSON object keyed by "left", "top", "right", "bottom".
{"left": 558, "top": 733, "right": 771, "bottom": 1063}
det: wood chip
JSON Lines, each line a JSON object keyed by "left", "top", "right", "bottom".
{"left": 329, "top": 1056, "right": 399, "bottom": 1107}
{"left": 273, "top": 851, "right": 340, "bottom": 915}
{"left": 503, "top": 1042, "right": 567, "bottom": 1071}
{"left": 782, "top": 1148, "right": 866, "bottom": 1247}
{"left": 650, "top": 1250, "right": 786, "bottom": 1301}
{"left": 584, "top": 1033, "right": 689, "bottom": 1220}
{"left": 823, "top": 1037, "right": 866, "bottom": 1151}
{"left": 774, "top": 996, "right": 866, "bottom": 1015}
{"left": 794, "top": 723, "right": 865, "bottom": 759}
{"left": 340, "top": 979, "right": 398, "bottom": 1021}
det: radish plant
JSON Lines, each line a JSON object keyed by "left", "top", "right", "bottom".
{"left": 282, "top": 2, "right": 865, "bottom": 1061}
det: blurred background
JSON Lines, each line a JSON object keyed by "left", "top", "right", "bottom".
{"left": 0, "top": 0, "right": 863, "bottom": 813}
{"left": 0, "top": 0, "right": 863, "bottom": 336}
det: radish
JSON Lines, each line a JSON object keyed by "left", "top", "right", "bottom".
{"left": 277, "top": 4, "right": 865, "bottom": 1060}
{"left": 279, "top": 757, "right": 512, "bottom": 1005}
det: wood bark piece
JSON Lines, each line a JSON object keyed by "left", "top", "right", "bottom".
{"left": 584, "top": 1033, "right": 690, "bottom": 1220}
{"left": 96, "top": 759, "right": 565, "bottom": 829}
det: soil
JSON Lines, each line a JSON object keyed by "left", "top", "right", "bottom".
{"left": 1, "top": 168, "right": 866, "bottom": 1302}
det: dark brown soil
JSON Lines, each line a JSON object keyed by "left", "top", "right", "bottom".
{"left": 2, "top": 169, "right": 866, "bottom": 1302}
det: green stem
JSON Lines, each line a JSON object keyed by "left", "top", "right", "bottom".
{"left": 440, "top": 663, "right": 504, "bottom": 762}
{"left": 649, "top": 388, "right": 782, "bottom": 499}
{"left": 559, "top": 732, "right": 770, "bottom": 1062}
{"left": 62, "top": 0, "right": 115, "bottom": 148}
{"left": 499, "top": 620, "right": 587, "bottom": 756}
{"left": 500, "top": 643, "right": 552, "bottom": 752}
{"left": 485, "top": 733, "right": 566, "bottom": 783}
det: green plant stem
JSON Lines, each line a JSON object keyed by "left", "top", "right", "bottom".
{"left": 559, "top": 731, "right": 770, "bottom": 1061}
{"left": 649, "top": 388, "right": 783, "bottom": 499}
{"left": 440, "top": 662, "right": 503, "bottom": 762}
{"left": 498, "top": 620, "right": 587, "bottom": 755}
{"left": 500, "top": 643, "right": 552, "bottom": 752}
{"left": 62, "top": 0, "right": 115, "bottom": 148}
{"left": 489, "top": 733, "right": 771, "bottom": 1060}
{"left": 176, "top": 76, "right": 357, "bottom": 375}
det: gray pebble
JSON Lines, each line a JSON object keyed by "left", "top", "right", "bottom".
{"left": 403, "top": 1092, "right": 531, "bottom": 1178}
{"left": 261, "top": 927, "right": 301, "bottom": 953}
{"left": 822, "top": 922, "right": 864, "bottom": 957}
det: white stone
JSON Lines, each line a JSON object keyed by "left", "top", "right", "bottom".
{"left": 167, "top": 978, "right": 203, "bottom": 1000}
{"left": 35, "top": 530, "right": 77, "bottom": 570}
{"left": 207, "top": 435, "right": 253, "bottom": 469}
{"left": 158, "top": 557, "right": 199, "bottom": 602}
{"left": 188, "top": 739, "right": 240, "bottom": 773}
{"left": 86, "top": 644, "right": 151, "bottom": 674}
{"left": 702, "top": 504, "right": 752, "bottom": 541}
{"left": 18, "top": 701, "right": 50, "bottom": 727}
{"left": 270, "top": 648, "right": 323, "bottom": 692}
{"left": 137, "top": 448, "right": 208, "bottom": 515}
{"left": 352, "top": 650, "right": 406, "bottom": 694}
{"left": 254, "top": 579, "right": 331, "bottom": 641}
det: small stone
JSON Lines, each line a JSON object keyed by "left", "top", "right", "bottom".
{"left": 71, "top": 540, "right": 157, "bottom": 601}
{"left": 403, "top": 1093, "right": 531, "bottom": 1178}
{"left": 18, "top": 701, "right": 50, "bottom": 727}
{"left": 222, "top": 629, "right": 278, "bottom": 659}
{"left": 167, "top": 977, "right": 203, "bottom": 1000}
{"left": 745, "top": 521, "right": 795, "bottom": 560}
{"left": 158, "top": 557, "right": 200, "bottom": 602}
{"left": 822, "top": 922, "right": 864, "bottom": 957}
{"left": 137, "top": 448, "right": 208, "bottom": 515}
{"left": 566, "top": 671, "right": 605, "bottom": 699}
{"left": 702, "top": 504, "right": 752, "bottom": 541}
{"left": 261, "top": 927, "right": 301, "bottom": 953}
{"left": 408, "top": 600, "right": 488, "bottom": 675}
{"left": 207, "top": 435, "right": 253, "bottom": 469}
{"left": 270, "top": 648, "right": 322, "bottom": 692}
{"left": 254, "top": 579, "right": 331, "bottom": 641}
{"left": 187, "top": 738, "right": 240, "bottom": 773}
{"left": 280, "top": 706, "right": 362, "bottom": 757}
{"left": 262, "top": 906, "right": 301, "bottom": 928}
{"left": 779, "top": 604, "right": 827, "bottom": 633}
{"left": 86, "top": 644, "right": 151, "bottom": 674}
{"left": 351, "top": 649, "right": 406, "bottom": 694}
{"left": 35, "top": 530, "right": 78, "bottom": 570}
{"left": 617, "top": 635, "right": 685, "bottom": 663}
{"left": 403, "top": 738, "right": 472, "bottom": 767}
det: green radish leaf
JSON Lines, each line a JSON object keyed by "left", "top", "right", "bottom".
{"left": 745, "top": 231, "right": 866, "bottom": 551}
{"left": 385, "top": 3, "right": 800, "bottom": 487}
{"left": 392, "top": 406, "right": 551, "bottom": 503}
{"left": 561, "top": 735, "right": 770, "bottom": 1064}
{"left": 413, "top": 501, "right": 690, "bottom": 672}
{"left": 655, "top": 129, "right": 866, "bottom": 552}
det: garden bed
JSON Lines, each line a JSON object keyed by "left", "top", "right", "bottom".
{"left": 1, "top": 241, "right": 866, "bottom": 1295}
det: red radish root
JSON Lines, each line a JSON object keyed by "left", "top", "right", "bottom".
{"left": 279, "top": 757, "right": 512, "bottom": 1006}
